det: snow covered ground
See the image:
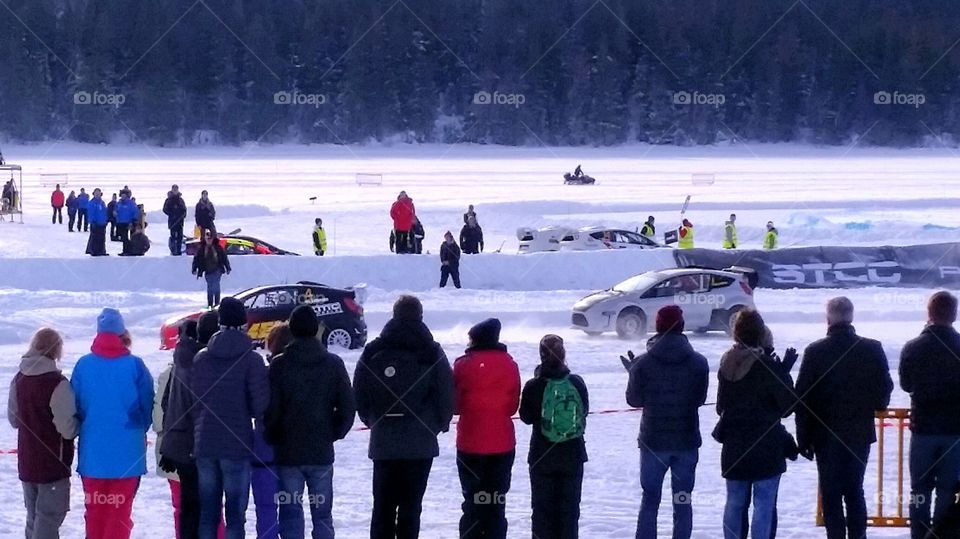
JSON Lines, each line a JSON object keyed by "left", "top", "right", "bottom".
{"left": 0, "top": 142, "right": 954, "bottom": 537}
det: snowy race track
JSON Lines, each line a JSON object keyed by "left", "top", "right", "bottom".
{"left": 0, "top": 143, "right": 956, "bottom": 538}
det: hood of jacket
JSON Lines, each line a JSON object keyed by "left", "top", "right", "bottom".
{"left": 90, "top": 332, "right": 130, "bottom": 358}
{"left": 283, "top": 336, "right": 326, "bottom": 361}
{"left": 719, "top": 344, "right": 766, "bottom": 382}
{"left": 644, "top": 332, "right": 695, "bottom": 363}
{"left": 174, "top": 336, "right": 203, "bottom": 368}
{"left": 19, "top": 353, "right": 61, "bottom": 376}
{"left": 377, "top": 318, "right": 435, "bottom": 352}
{"left": 534, "top": 361, "right": 571, "bottom": 379}
{"left": 205, "top": 328, "right": 255, "bottom": 360}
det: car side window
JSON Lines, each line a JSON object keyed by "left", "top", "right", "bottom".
{"left": 622, "top": 231, "right": 643, "bottom": 244}
{"left": 589, "top": 231, "right": 605, "bottom": 241}
{"left": 243, "top": 295, "right": 258, "bottom": 310}
{"left": 709, "top": 275, "right": 735, "bottom": 290}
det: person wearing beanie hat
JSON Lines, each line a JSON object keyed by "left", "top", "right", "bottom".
{"left": 71, "top": 309, "right": 154, "bottom": 539}
{"left": 519, "top": 334, "right": 590, "bottom": 539}
{"left": 197, "top": 311, "right": 220, "bottom": 346}
{"left": 191, "top": 299, "right": 268, "bottom": 538}
{"left": 625, "top": 305, "right": 709, "bottom": 539}
{"left": 678, "top": 218, "right": 694, "bottom": 249}
{"left": 9, "top": 327, "right": 77, "bottom": 539}
{"left": 440, "top": 230, "right": 462, "bottom": 288}
{"left": 265, "top": 306, "right": 356, "bottom": 538}
{"left": 353, "top": 294, "right": 453, "bottom": 539}
{"left": 641, "top": 216, "right": 656, "bottom": 239}
{"left": 312, "top": 218, "right": 327, "bottom": 256}
{"left": 453, "top": 318, "right": 520, "bottom": 538}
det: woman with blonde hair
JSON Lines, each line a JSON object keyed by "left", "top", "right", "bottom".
{"left": 8, "top": 327, "right": 78, "bottom": 539}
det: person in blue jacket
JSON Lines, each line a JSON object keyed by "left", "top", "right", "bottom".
{"left": 70, "top": 308, "right": 154, "bottom": 539}
{"left": 115, "top": 192, "right": 138, "bottom": 244}
{"left": 85, "top": 189, "right": 109, "bottom": 257}
{"left": 76, "top": 188, "right": 90, "bottom": 232}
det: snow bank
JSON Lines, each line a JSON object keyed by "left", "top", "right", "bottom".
{"left": 7, "top": 249, "right": 680, "bottom": 293}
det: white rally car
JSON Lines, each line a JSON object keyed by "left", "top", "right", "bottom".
{"left": 516, "top": 226, "right": 573, "bottom": 253}
{"left": 571, "top": 267, "right": 758, "bottom": 339}
{"left": 559, "top": 226, "right": 663, "bottom": 251}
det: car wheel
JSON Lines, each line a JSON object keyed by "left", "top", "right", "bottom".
{"left": 616, "top": 309, "right": 646, "bottom": 339}
{"left": 724, "top": 306, "right": 744, "bottom": 336}
{"left": 326, "top": 328, "right": 353, "bottom": 349}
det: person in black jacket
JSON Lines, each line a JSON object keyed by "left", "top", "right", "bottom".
{"left": 519, "top": 334, "right": 589, "bottom": 539}
{"left": 191, "top": 229, "right": 231, "bottom": 308}
{"left": 195, "top": 190, "right": 216, "bottom": 236}
{"left": 353, "top": 295, "right": 454, "bottom": 539}
{"left": 164, "top": 185, "right": 188, "bottom": 255}
{"left": 440, "top": 231, "right": 461, "bottom": 289}
{"left": 106, "top": 193, "right": 119, "bottom": 241}
{"left": 460, "top": 216, "right": 484, "bottom": 254}
{"left": 411, "top": 217, "right": 425, "bottom": 254}
{"left": 717, "top": 310, "right": 798, "bottom": 539}
{"left": 900, "top": 291, "right": 960, "bottom": 539}
{"left": 625, "top": 305, "right": 708, "bottom": 539}
{"left": 119, "top": 225, "right": 151, "bottom": 256}
{"left": 266, "top": 305, "right": 356, "bottom": 539}
{"left": 796, "top": 296, "right": 893, "bottom": 539}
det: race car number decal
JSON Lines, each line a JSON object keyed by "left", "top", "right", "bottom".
{"left": 312, "top": 303, "right": 343, "bottom": 316}
{"left": 248, "top": 321, "right": 280, "bottom": 340}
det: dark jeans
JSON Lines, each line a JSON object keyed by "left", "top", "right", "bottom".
{"left": 205, "top": 271, "right": 222, "bottom": 307}
{"left": 175, "top": 460, "right": 202, "bottom": 539}
{"left": 530, "top": 465, "right": 583, "bottom": 539}
{"left": 457, "top": 450, "right": 515, "bottom": 539}
{"left": 371, "top": 458, "right": 433, "bottom": 539}
{"left": 910, "top": 434, "right": 960, "bottom": 539}
{"left": 170, "top": 224, "right": 184, "bottom": 255}
{"left": 68, "top": 210, "right": 76, "bottom": 231}
{"left": 395, "top": 230, "right": 410, "bottom": 253}
{"left": 197, "top": 458, "right": 251, "bottom": 539}
{"left": 252, "top": 465, "right": 280, "bottom": 539}
{"left": 637, "top": 447, "right": 698, "bottom": 539}
{"left": 116, "top": 222, "right": 131, "bottom": 244}
{"left": 723, "top": 475, "right": 781, "bottom": 539}
{"left": 278, "top": 465, "right": 334, "bottom": 539}
{"left": 52, "top": 206, "right": 62, "bottom": 224}
{"left": 109, "top": 219, "right": 118, "bottom": 241}
{"left": 86, "top": 224, "right": 107, "bottom": 256}
{"left": 78, "top": 208, "right": 87, "bottom": 231}
{"left": 815, "top": 439, "right": 870, "bottom": 539}
{"left": 440, "top": 265, "right": 461, "bottom": 288}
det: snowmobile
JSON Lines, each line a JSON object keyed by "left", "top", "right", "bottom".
{"left": 564, "top": 171, "right": 596, "bottom": 185}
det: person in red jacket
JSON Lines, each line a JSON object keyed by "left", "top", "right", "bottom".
{"left": 51, "top": 184, "right": 65, "bottom": 225}
{"left": 453, "top": 318, "right": 521, "bottom": 539}
{"left": 390, "top": 191, "right": 416, "bottom": 254}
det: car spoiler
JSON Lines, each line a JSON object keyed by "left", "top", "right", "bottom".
{"left": 724, "top": 266, "right": 760, "bottom": 288}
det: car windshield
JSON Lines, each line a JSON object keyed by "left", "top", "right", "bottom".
{"left": 612, "top": 274, "right": 659, "bottom": 292}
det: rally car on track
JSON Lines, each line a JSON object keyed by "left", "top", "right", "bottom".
{"left": 516, "top": 226, "right": 572, "bottom": 253}
{"left": 559, "top": 226, "right": 664, "bottom": 251}
{"left": 184, "top": 234, "right": 299, "bottom": 256}
{"left": 161, "top": 281, "right": 366, "bottom": 350}
{"left": 571, "top": 267, "right": 757, "bottom": 338}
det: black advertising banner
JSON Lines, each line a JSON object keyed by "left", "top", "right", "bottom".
{"left": 672, "top": 243, "right": 960, "bottom": 289}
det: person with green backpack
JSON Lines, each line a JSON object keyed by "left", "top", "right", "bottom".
{"left": 519, "top": 334, "right": 589, "bottom": 539}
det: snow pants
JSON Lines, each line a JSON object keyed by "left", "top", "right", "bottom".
{"left": 81, "top": 476, "right": 139, "bottom": 539}
{"left": 457, "top": 450, "right": 515, "bottom": 539}
{"left": 530, "top": 465, "right": 583, "bottom": 539}
{"left": 22, "top": 478, "right": 70, "bottom": 539}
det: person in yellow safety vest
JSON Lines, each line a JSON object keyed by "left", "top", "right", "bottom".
{"left": 763, "top": 221, "right": 778, "bottom": 250}
{"left": 678, "top": 218, "right": 694, "bottom": 249}
{"left": 640, "top": 216, "right": 656, "bottom": 239}
{"left": 722, "top": 213, "right": 737, "bottom": 249}
{"left": 313, "top": 217, "right": 328, "bottom": 256}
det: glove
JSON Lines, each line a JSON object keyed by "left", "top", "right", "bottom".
{"left": 158, "top": 456, "right": 178, "bottom": 474}
{"left": 620, "top": 350, "right": 637, "bottom": 371}
{"left": 783, "top": 347, "right": 799, "bottom": 372}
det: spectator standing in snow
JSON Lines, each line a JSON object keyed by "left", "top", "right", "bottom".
{"left": 107, "top": 193, "right": 119, "bottom": 241}
{"left": 678, "top": 219, "right": 694, "bottom": 249}
{"left": 71, "top": 309, "right": 154, "bottom": 539}
{"left": 723, "top": 213, "right": 738, "bottom": 249}
{"left": 191, "top": 298, "right": 269, "bottom": 539}
{"left": 120, "top": 225, "right": 151, "bottom": 256}
{"left": 641, "top": 216, "right": 655, "bottom": 239}
{"left": 900, "top": 291, "right": 960, "bottom": 539}
{"left": 164, "top": 185, "right": 188, "bottom": 255}
{"left": 160, "top": 313, "right": 222, "bottom": 539}
{"left": 763, "top": 222, "right": 778, "bottom": 250}
{"left": 412, "top": 217, "right": 425, "bottom": 254}
{"left": 390, "top": 191, "right": 416, "bottom": 254}
{"left": 453, "top": 318, "right": 520, "bottom": 539}
{"left": 353, "top": 295, "right": 453, "bottom": 539}
{"left": 115, "top": 192, "right": 138, "bottom": 244}
{"left": 195, "top": 190, "right": 216, "bottom": 237}
{"left": 66, "top": 190, "right": 78, "bottom": 232}
{"left": 192, "top": 229, "right": 231, "bottom": 308}
{"left": 76, "top": 188, "right": 90, "bottom": 231}
{"left": 50, "top": 184, "right": 64, "bottom": 224}
{"left": 625, "top": 305, "right": 708, "bottom": 539}
{"left": 440, "top": 231, "right": 462, "bottom": 289}
{"left": 463, "top": 204, "right": 477, "bottom": 225}
{"left": 795, "top": 297, "right": 893, "bottom": 539}
{"left": 313, "top": 218, "right": 328, "bottom": 256}
{"left": 716, "top": 310, "right": 798, "bottom": 539}
{"left": 519, "top": 334, "right": 589, "bottom": 539}
{"left": 8, "top": 327, "right": 78, "bottom": 539}
{"left": 248, "top": 326, "right": 284, "bottom": 539}
{"left": 267, "top": 307, "right": 356, "bottom": 539}
{"left": 85, "top": 189, "right": 109, "bottom": 257}
{"left": 460, "top": 216, "right": 484, "bottom": 254}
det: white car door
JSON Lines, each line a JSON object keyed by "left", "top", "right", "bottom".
{"left": 639, "top": 275, "right": 711, "bottom": 329}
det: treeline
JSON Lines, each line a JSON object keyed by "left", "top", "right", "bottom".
{"left": 1, "top": 0, "right": 959, "bottom": 147}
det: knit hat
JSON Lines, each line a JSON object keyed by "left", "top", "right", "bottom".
{"left": 218, "top": 297, "right": 246, "bottom": 328}
{"left": 197, "top": 312, "right": 219, "bottom": 345}
{"left": 180, "top": 320, "right": 198, "bottom": 341}
{"left": 97, "top": 308, "right": 126, "bottom": 335}
{"left": 682, "top": 218, "right": 692, "bottom": 227}
{"left": 539, "top": 334, "right": 565, "bottom": 363}
{"left": 655, "top": 305, "right": 684, "bottom": 334}
{"left": 468, "top": 318, "right": 502, "bottom": 347}
{"left": 289, "top": 305, "right": 319, "bottom": 338}
{"left": 444, "top": 230, "right": 453, "bottom": 239}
